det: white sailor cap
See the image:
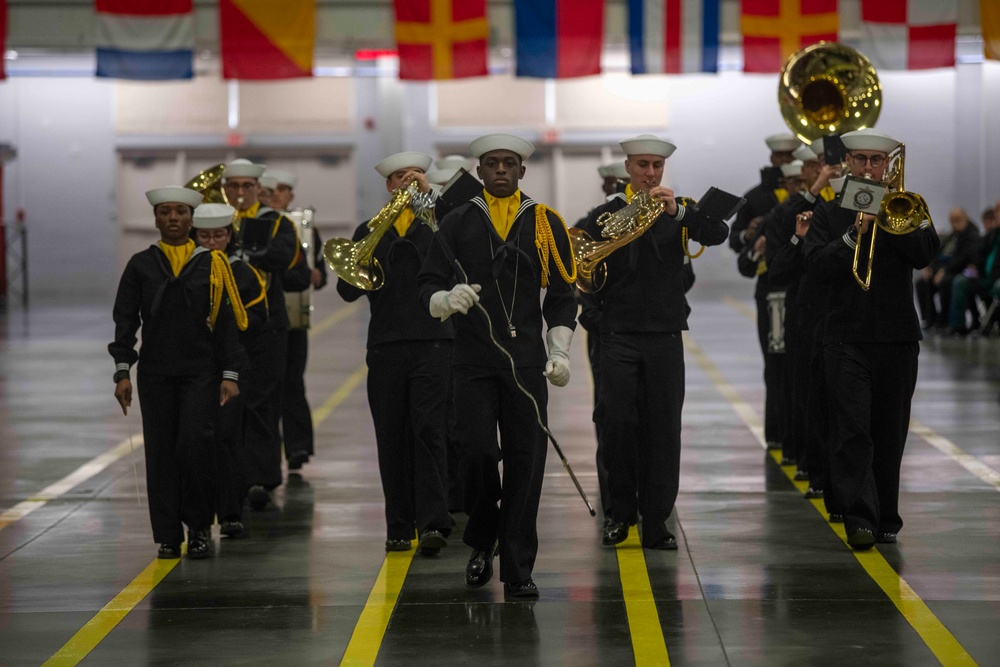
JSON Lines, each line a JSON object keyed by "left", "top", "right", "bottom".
{"left": 598, "top": 165, "right": 612, "bottom": 178}
{"left": 607, "top": 162, "right": 629, "bottom": 180}
{"left": 470, "top": 134, "right": 535, "bottom": 161}
{"left": 259, "top": 175, "right": 278, "bottom": 189}
{"left": 224, "top": 158, "right": 266, "bottom": 180}
{"left": 264, "top": 169, "right": 297, "bottom": 188}
{"left": 435, "top": 154, "right": 470, "bottom": 170}
{"left": 841, "top": 128, "right": 900, "bottom": 154}
{"left": 619, "top": 134, "right": 676, "bottom": 158}
{"left": 145, "top": 186, "right": 204, "bottom": 208}
{"left": 793, "top": 145, "right": 817, "bottom": 162}
{"left": 780, "top": 160, "right": 804, "bottom": 178}
{"left": 375, "top": 151, "right": 433, "bottom": 178}
{"left": 426, "top": 167, "right": 460, "bottom": 186}
{"left": 765, "top": 133, "right": 801, "bottom": 153}
{"left": 192, "top": 203, "right": 237, "bottom": 229}
{"left": 810, "top": 137, "right": 825, "bottom": 157}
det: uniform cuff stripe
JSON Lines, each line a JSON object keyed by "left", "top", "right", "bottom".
{"left": 843, "top": 232, "right": 857, "bottom": 249}
{"left": 222, "top": 371, "right": 239, "bottom": 382}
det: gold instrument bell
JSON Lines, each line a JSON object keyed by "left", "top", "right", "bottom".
{"left": 184, "top": 163, "right": 230, "bottom": 205}
{"left": 778, "top": 42, "right": 882, "bottom": 143}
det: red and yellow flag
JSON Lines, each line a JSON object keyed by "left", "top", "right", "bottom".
{"left": 741, "top": 0, "right": 839, "bottom": 72}
{"left": 394, "top": 0, "right": 489, "bottom": 80}
{"left": 220, "top": 0, "right": 315, "bottom": 79}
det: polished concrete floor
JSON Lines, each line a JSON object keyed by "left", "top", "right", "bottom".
{"left": 1, "top": 283, "right": 998, "bottom": 666}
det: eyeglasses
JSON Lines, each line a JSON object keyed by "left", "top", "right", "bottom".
{"left": 847, "top": 153, "right": 886, "bottom": 168}
{"left": 223, "top": 181, "right": 257, "bottom": 191}
{"left": 196, "top": 230, "right": 230, "bottom": 240}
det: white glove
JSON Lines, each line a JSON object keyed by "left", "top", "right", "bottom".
{"left": 428, "top": 284, "right": 481, "bottom": 321}
{"left": 543, "top": 325, "right": 573, "bottom": 387}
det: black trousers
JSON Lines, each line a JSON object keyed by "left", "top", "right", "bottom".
{"left": 756, "top": 295, "right": 786, "bottom": 447}
{"left": 455, "top": 364, "right": 548, "bottom": 584}
{"left": 599, "top": 332, "right": 684, "bottom": 546}
{"left": 282, "top": 328, "right": 314, "bottom": 459}
{"left": 793, "top": 306, "right": 825, "bottom": 487}
{"left": 824, "top": 342, "right": 919, "bottom": 535}
{"left": 244, "top": 328, "right": 287, "bottom": 490}
{"left": 367, "top": 340, "right": 452, "bottom": 541}
{"left": 586, "top": 330, "right": 611, "bottom": 519}
{"left": 215, "top": 391, "right": 247, "bottom": 522}
{"left": 137, "top": 370, "right": 217, "bottom": 545}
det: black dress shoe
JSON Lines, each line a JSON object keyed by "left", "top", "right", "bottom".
{"left": 602, "top": 521, "right": 629, "bottom": 546}
{"left": 158, "top": 543, "right": 181, "bottom": 559}
{"left": 643, "top": 535, "right": 678, "bottom": 551}
{"left": 876, "top": 531, "right": 897, "bottom": 544}
{"left": 804, "top": 487, "right": 824, "bottom": 499}
{"left": 847, "top": 528, "right": 875, "bottom": 550}
{"left": 385, "top": 538, "right": 411, "bottom": 552}
{"left": 187, "top": 529, "right": 211, "bottom": 559}
{"left": 247, "top": 485, "right": 270, "bottom": 511}
{"left": 780, "top": 455, "right": 796, "bottom": 466}
{"left": 418, "top": 530, "right": 447, "bottom": 556}
{"left": 465, "top": 547, "right": 495, "bottom": 589}
{"left": 220, "top": 519, "right": 247, "bottom": 538}
{"left": 766, "top": 440, "right": 781, "bottom": 450}
{"left": 504, "top": 579, "right": 539, "bottom": 599}
{"left": 794, "top": 468, "right": 810, "bottom": 481}
{"left": 287, "top": 450, "right": 309, "bottom": 471}
{"left": 828, "top": 512, "right": 844, "bottom": 523}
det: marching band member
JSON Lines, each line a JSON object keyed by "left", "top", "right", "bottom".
{"left": 223, "top": 159, "right": 304, "bottom": 510}
{"left": 336, "top": 152, "right": 454, "bottom": 555}
{"left": 580, "top": 135, "right": 728, "bottom": 550}
{"left": 109, "top": 186, "right": 245, "bottom": 560}
{"left": 731, "top": 133, "right": 801, "bottom": 453}
{"left": 803, "top": 128, "right": 939, "bottom": 549}
{"left": 264, "top": 169, "right": 328, "bottom": 471}
{"left": 418, "top": 134, "right": 577, "bottom": 598}
{"left": 192, "top": 203, "right": 269, "bottom": 539}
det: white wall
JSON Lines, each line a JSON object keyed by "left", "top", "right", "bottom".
{"left": 2, "top": 62, "right": 999, "bottom": 303}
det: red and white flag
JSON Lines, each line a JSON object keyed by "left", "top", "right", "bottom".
{"left": 857, "top": 0, "right": 956, "bottom": 70}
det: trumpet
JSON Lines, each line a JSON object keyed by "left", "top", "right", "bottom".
{"left": 851, "top": 145, "right": 930, "bottom": 291}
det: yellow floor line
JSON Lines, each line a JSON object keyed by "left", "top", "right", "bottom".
{"left": 42, "top": 363, "right": 369, "bottom": 667}
{"left": 0, "top": 435, "right": 143, "bottom": 532}
{"left": 309, "top": 300, "right": 362, "bottom": 338}
{"left": 41, "top": 551, "right": 182, "bottom": 666}
{"left": 616, "top": 531, "right": 671, "bottom": 666}
{"left": 687, "top": 324, "right": 977, "bottom": 666}
{"left": 339, "top": 548, "right": 418, "bottom": 666}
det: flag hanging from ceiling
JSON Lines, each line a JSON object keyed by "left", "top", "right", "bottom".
{"left": 394, "top": 0, "right": 489, "bottom": 80}
{"left": 220, "top": 0, "right": 315, "bottom": 79}
{"left": 94, "top": 0, "right": 194, "bottom": 80}
{"left": 514, "top": 0, "right": 604, "bottom": 78}
{"left": 984, "top": 0, "right": 1000, "bottom": 61}
{"left": 740, "top": 0, "right": 839, "bottom": 73}
{"left": 628, "top": 0, "right": 721, "bottom": 74}
{"left": 857, "top": 0, "right": 956, "bottom": 69}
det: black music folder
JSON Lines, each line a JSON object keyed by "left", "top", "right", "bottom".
{"left": 239, "top": 216, "right": 273, "bottom": 254}
{"left": 436, "top": 168, "right": 483, "bottom": 218}
{"left": 690, "top": 187, "right": 745, "bottom": 223}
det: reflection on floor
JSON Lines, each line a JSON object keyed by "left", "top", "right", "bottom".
{"left": 1, "top": 285, "right": 997, "bottom": 666}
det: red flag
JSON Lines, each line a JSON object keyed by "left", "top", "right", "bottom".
{"left": 220, "top": 0, "right": 315, "bottom": 79}
{"left": 741, "top": 0, "right": 839, "bottom": 73}
{"left": 394, "top": 0, "right": 488, "bottom": 80}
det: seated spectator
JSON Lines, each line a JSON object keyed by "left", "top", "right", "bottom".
{"left": 949, "top": 200, "right": 1000, "bottom": 335}
{"left": 915, "top": 208, "right": 979, "bottom": 330}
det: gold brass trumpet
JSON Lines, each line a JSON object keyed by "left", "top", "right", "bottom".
{"left": 851, "top": 145, "right": 930, "bottom": 291}
{"left": 569, "top": 190, "right": 666, "bottom": 293}
{"left": 324, "top": 183, "right": 419, "bottom": 291}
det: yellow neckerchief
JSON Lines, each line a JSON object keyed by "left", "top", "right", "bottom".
{"left": 234, "top": 200, "right": 261, "bottom": 226}
{"left": 624, "top": 183, "right": 636, "bottom": 203}
{"left": 819, "top": 185, "right": 836, "bottom": 202}
{"left": 774, "top": 187, "right": 790, "bottom": 204}
{"left": 484, "top": 189, "right": 521, "bottom": 240}
{"left": 158, "top": 239, "right": 194, "bottom": 277}
{"left": 393, "top": 208, "right": 415, "bottom": 237}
